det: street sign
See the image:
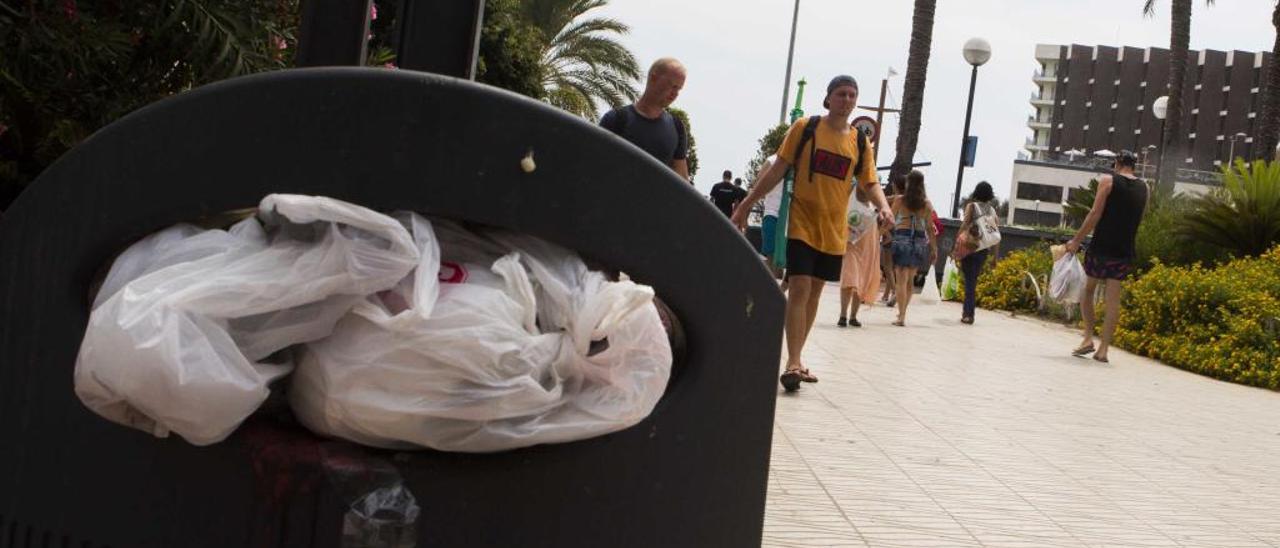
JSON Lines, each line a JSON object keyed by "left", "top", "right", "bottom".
{"left": 851, "top": 116, "right": 878, "bottom": 142}
{"left": 963, "top": 136, "right": 978, "bottom": 167}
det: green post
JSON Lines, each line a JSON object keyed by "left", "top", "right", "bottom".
{"left": 773, "top": 78, "right": 807, "bottom": 269}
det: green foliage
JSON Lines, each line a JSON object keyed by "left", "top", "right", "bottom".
{"left": 0, "top": 0, "right": 298, "bottom": 208}
{"left": 1176, "top": 160, "right": 1280, "bottom": 258}
{"left": 1135, "top": 193, "right": 1228, "bottom": 271}
{"left": 974, "top": 243, "right": 1054, "bottom": 313}
{"left": 744, "top": 123, "right": 789, "bottom": 185}
{"left": 1115, "top": 245, "right": 1280, "bottom": 390}
{"left": 522, "top": 0, "right": 639, "bottom": 118}
{"left": 1063, "top": 178, "right": 1097, "bottom": 226}
{"left": 477, "top": 0, "right": 546, "bottom": 100}
{"left": 666, "top": 106, "right": 697, "bottom": 177}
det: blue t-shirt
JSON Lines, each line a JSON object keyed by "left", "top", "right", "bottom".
{"left": 599, "top": 105, "right": 688, "bottom": 167}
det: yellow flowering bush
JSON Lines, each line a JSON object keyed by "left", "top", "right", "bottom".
{"left": 1115, "top": 245, "right": 1280, "bottom": 390}
{"left": 973, "top": 244, "right": 1053, "bottom": 313}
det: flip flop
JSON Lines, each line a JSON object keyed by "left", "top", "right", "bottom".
{"left": 799, "top": 368, "right": 818, "bottom": 383}
{"left": 1093, "top": 355, "right": 1110, "bottom": 363}
{"left": 1071, "top": 343, "right": 1096, "bottom": 357}
{"left": 780, "top": 369, "right": 803, "bottom": 392}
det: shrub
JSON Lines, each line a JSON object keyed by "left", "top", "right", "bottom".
{"left": 1176, "top": 160, "right": 1280, "bottom": 258}
{"left": 1115, "top": 245, "right": 1280, "bottom": 390}
{"left": 974, "top": 243, "right": 1053, "bottom": 313}
{"left": 1135, "top": 194, "right": 1227, "bottom": 271}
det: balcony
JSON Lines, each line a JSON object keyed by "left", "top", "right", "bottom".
{"left": 1030, "top": 92, "right": 1055, "bottom": 106}
{"left": 1024, "top": 137, "right": 1049, "bottom": 151}
{"left": 1027, "top": 115, "right": 1052, "bottom": 129}
{"left": 1032, "top": 69, "right": 1057, "bottom": 83}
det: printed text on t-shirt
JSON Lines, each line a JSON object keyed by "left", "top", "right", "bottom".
{"left": 811, "top": 149, "right": 852, "bottom": 181}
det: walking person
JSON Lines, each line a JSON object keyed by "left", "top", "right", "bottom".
{"left": 730, "top": 75, "right": 893, "bottom": 392}
{"left": 879, "top": 174, "right": 905, "bottom": 306}
{"left": 954, "top": 181, "right": 999, "bottom": 324}
{"left": 599, "top": 58, "right": 689, "bottom": 178}
{"left": 838, "top": 185, "right": 881, "bottom": 327}
{"left": 710, "top": 170, "right": 748, "bottom": 217}
{"left": 756, "top": 156, "right": 785, "bottom": 279}
{"left": 1065, "top": 150, "right": 1148, "bottom": 363}
{"left": 889, "top": 170, "right": 938, "bottom": 326}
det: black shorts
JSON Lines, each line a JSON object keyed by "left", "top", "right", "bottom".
{"left": 785, "top": 238, "right": 842, "bottom": 282}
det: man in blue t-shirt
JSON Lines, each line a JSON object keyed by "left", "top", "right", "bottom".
{"left": 599, "top": 58, "right": 689, "bottom": 180}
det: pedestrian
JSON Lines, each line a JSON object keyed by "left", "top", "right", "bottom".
{"left": 756, "top": 155, "right": 785, "bottom": 279}
{"left": 954, "top": 181, "right": 999, "bottom": 324}
{"left": 837, "top": 185, "right": 881, "bottom": 327}
{"left": 889, "top": 169, "right": 938, "bottom": 327}
{"left": 599, "top": 57, "right": 689, "bottom": 179}
{"left": 1065, "top": 150, "right": 1148, "bottom": 363}
{"left": 710, "top": 170, "right": 748, "bottom": 217}
{"left": 730, "top": 75, "right": 894, "bottom": 392}
{"left": 879, "top": 174, "right": 905, "bottom": 306}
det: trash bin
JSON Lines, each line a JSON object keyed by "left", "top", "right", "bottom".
{"left": 0, "top": 69, "right": 785, "bottom": 547}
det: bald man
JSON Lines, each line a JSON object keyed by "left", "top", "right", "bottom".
{"left": 600, "top": 57, "right": 689, "bottom": 179}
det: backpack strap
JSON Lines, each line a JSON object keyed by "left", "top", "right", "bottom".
{"left": 853, "top": 130, "right": 867, "bottom": 183}
{"left": 790, "top": 115, "right": 822, "bottom": 182}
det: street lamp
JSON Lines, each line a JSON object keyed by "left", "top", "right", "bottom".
{"left": 1035, "top": 199, "right": 1041, "bottom": 226}
{"left": 952, "top": 37, "right": 992, "bottom": 218}
{"left": 1228, "top": 132, "right": 1248, "bottom": 166}
{"left": 779, "top": 0, "right": 801, "bottom": 124}
{"left": 1152, "top": 96, "right": 1168, "bottom": 187}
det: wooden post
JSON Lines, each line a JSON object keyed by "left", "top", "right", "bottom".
{"left": 858, "top": 78, "right": 899, "bottom": 163}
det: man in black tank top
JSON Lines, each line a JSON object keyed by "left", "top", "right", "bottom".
{"left": 1065, "top": 150, "right": 1148, "bottom": 363}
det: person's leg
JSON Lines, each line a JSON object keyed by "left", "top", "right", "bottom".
{"left": 961, "top": 253, "right": 984, "bottom": 320}
{"left": 894, "top": 266, "right": 915, "bottom": 324}
{"left": 882, "top": 258, "right": 895, "bottom": 304}
{"left": 1096, "top": 279, "right": 1124, "bottom": 360}
{"left": 784, "top": 275, "right": 813, "bottom": 372}
{"left": 803, "top": 277, "right": 824, "bottom": 342}
{"left": 1077, "top": 276, "right": 1100, "bottom": 352}
{"left": 849, "top": 298, "right": 862, "bottom": 326}
{"left": 838, "top": 287, "right": 852, "bottom": 325}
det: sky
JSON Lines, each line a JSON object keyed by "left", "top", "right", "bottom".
{"left": 592, "top": 0, "right": 1275, "bottom": 216}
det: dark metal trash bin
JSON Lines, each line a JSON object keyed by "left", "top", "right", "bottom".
{"left": 0, "top": 69, "right": 784, "bottom": 547}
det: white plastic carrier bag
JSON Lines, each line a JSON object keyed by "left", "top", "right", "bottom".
{"left": 74, "top": 194, "right": 420, "bottom": 445}
{"left": 1049, "top": 252, "right": 1087, "bottom": 304}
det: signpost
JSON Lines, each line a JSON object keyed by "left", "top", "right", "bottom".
{"left": 773, "top": 79, "right": 806, "bottom": 269}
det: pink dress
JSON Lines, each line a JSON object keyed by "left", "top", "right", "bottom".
{"left": 840, "top": 227, "right": 881, "bottom": 302}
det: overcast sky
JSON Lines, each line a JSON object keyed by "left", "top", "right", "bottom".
{"left": 593, "top": 0, "right": 1275, "bottom": 215}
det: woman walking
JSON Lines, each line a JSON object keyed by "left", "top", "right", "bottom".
{"left": 879, "top": 174, "right": 905, "bottom": 306}
{"left": 889, "top": 170, "right": 937, "bottom": 326}
{"left": 1065, "top": 151, "right": 1147, "bottom": 363}
{"left": 838, "top": 186, "right": 882, "bottom": 327}
{"left": 955, "top": 182, "right": 999, "bottom": 324}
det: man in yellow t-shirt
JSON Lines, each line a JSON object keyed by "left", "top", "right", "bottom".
{"left": 731, "top": 75, "right": 893, "bottom": 392}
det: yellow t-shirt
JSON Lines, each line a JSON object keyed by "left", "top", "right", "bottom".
{"left": 777, "top": 118, "right": 879, "bottom": 255}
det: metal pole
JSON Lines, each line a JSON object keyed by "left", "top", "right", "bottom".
{"left": 1154, "top": 119, "right": 1166, "bottom": 190}
{"left": 952, "top": 64, "right": 979, "bottom": 218}
{"left": 873, "top": 78, "right": 888, "bottom": 162}
{"left": 779, "top": 0, "right": 801, "bottom": 124}
{"left": 1229, "top": 136, "right": 1237, "bottom": 165}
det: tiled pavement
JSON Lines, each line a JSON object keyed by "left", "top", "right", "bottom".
{"left": 763, "top": 285, "right": 1280, "bottom": 548}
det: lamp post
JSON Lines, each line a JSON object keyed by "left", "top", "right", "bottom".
{"left": 1228, "top": 132, "right": 1248, "bottom": 166}
{"left": 952, "top": 37, "right": 992, "bottom": 218}
{"left": 1152, "top": 95, "right": 1168, "bottom": 189}
{"left": 1035, "top": 199, "right": 1041, "bottom": 226}
{"left": 1143, "top": 144, "right": 1157, "bottom": 180}
{"left": 778, "top": 0, "right": 801, "bottom": 124}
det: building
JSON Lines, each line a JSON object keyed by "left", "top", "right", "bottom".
{"left": 1011, "top": 43, "right": 1274, "bottom": 227}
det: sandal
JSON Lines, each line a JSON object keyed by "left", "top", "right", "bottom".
{"left": 1071, "top": 343, "right": 1096, "bottom": 357}
{"left": 891, "top": 319, "right": 905, "bottom": 327}
{"left": 780, "top": 368, "right": 803, "bottom": 392}
{"left": 849, "top": 317, "right": 862, "bottom": 328}
{"left": 799, "top": 368, "right": 818, "bottom": 383}
{"left": 837, "top": 316, "right": 848, "bottom": 328}
{"left": 1093, "top": 355, "right": 1110, "bottom": 363}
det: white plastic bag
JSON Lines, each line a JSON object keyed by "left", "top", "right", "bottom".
{"left": 1049, "top": 252, "right": 1087, "bottom": 303}
{"left": 917, "top": 264, "right": 941, "bottom": 305}
{"left": 846, "top": 195, "right": 876, "bottom": 244}
{"left": 75, "top": 194, "right": 420, "bottom": 445}
{"left": 290, "top": 218, "right": 673, "bottom": 453}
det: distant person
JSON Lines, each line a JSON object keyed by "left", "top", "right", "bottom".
{"left": 879, "top": 173, "right": 905, "bottom": 306}
{"left": 730, "top": 75, "right": 893, "bottom": 392}
{"left": 837, "top": 185, "right": 881, "bottom": 327}
{"left": 889, "top": 170, "right": 938, "bottom": 326}
{"left": 709, "top": 170, "right": 748, "bottom": 217}
{"left": 599, "top": 57, "right": 689, "bottom": 179}
{"left": 955, "top": 181, "right": 1000, "bottom": 324}
{"left": 1065, "top": 150, "right": 1148, "bottom": 363}
{"left": 756, "top": 155, "right": 785, "bottom": 278}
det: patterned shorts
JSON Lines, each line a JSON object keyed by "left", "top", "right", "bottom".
{"left": 1084, "top": 252, "right": 1135, "bottom": 280}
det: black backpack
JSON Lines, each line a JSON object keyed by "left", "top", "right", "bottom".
{"left": 790, "top": 115, "right": 867, "bottom": 183}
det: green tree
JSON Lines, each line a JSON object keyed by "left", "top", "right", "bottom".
{"left": 477, "top": 0, "right": 546, "bottom": 99}
{"left": 521, "top": 0, "right": 640, "bottom": 118}
{"left": 667, "top": 106, "right": 697, "bottom": 179}
{"left": 1143, "top": 0, "right": 1215, "bottom": 194}
{"left": 1176, "top": 160, "right": 1280, "bottom": 257}
{"left": 888, "top": 0, "right": 935, "bottom": 185}
{"left": 744, "top": 123, "right": 788, "bottom": 185}
{"left": 0, "top": 0, "right": 299, "bottom": 209}
{"left": 1064, "top": 179, "right": 1099, "bottom": 226}
{"left": 1255, "top": 2, "right": 1280, "bottom": 159}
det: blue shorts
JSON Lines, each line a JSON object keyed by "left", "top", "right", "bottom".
{"left": 761, "top": 215, "right": 778, "bottom": 257}
{"left": 891, "top": 229, "right": 930, "bottom": 269}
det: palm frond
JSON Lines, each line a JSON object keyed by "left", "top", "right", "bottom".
{"left": 527, "top": 0, "right": 639, "bottom": 118}
{"left": 1177, "top": 160, "right": 1280, "bottom": 257}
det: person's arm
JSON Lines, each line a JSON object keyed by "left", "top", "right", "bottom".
{"left": 671, "top": 113, "right": 690, "bottom": 180}
{"left": 672, "top": 158, "right": 690, "bottom": 180}
{"left": 1066, "top": 176, "right": 1113, "bottom": 253}
{"left": 730, "top": 157, "right": 790, "bottom": 230}
{"left": 927, "top": 202, "right": 939, "bottom": 263}
{"left": 858, "top": 141, "right": 894, "bottom": 226}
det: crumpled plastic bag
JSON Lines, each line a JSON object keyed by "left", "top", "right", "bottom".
{"left": 917, "top": 264, "right": 941, "bottom": 305}
{"left": 290, "top": 216, "right": 673, "bottom": 453}
{"left": 75, "top": 194, "right": 420, "bottom": 445}
{"left": 1049, "top": 252, "right": 1087, "bottom": 304}
{"left": 846, "top": 195, "right": 877, "bottom": 244}
{"left": 941, "top": 257, "right": 961, "bottom": 301}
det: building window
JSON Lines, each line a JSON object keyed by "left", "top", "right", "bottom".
{"left": 1016, "top": 182, "right": 1065, "bottom": 202}
{"left": 1012, "top": 208, "right": 1063, "bottom": 227}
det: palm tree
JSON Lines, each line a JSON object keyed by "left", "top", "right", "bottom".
{"left": 1177, "top": 160, "right": 1280, "bottom": 257}
{"left": 1143, "top": 0, "right": 1214, "bottom": 195}
{"left": 888, "top": 0, "right": 936, "bottom": 185}
{"left": 1256, "top": 2, "right": 1280, "bottom": 160}
{"left": 521, "top": 0, "right": 640, "bottom": 118}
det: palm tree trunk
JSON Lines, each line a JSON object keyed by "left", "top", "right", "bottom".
{"left": 1254, "top": 3, "right": 1280, "bottom": 162}
{"left": 888, "top": 0, "right": 935, "bottom": 184}
{"left": 1159, "top": 0, "right": 1192, "bottom": 195}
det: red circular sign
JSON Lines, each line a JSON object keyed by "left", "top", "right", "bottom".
{"left": 851, "top": 116, "right": 878, "bottom": 141}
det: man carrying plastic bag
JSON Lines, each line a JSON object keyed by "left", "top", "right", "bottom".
{"left": 1049, "top": 244, "right": 1087, "bottom": 304}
